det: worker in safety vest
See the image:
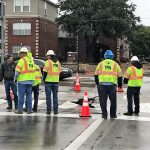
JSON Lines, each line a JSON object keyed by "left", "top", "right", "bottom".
{"left": 14, "top": 47, "right": 35, "bottom": 114}
{"left": 95, "top": 50, "right": 122, "bottom": 119}
{"left": 123, "top": 56, "right": 143, "bottom": 116}
{"left": 32, "top": 61, "right": 42, "bottom": 112}
{"left": 43, "top": 50, "right": 61, "bottom": 115}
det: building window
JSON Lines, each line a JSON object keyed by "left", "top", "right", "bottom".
{"left": 44, "top": 2, "right": 47, "bottom": 16}
{"left": 13, "top": 23, "right": 31, "bottom": 35}
{"left": 12, "top": 45, "right": 31, "bottom": 57}
{"left": 14, "top": 0, "right": 30, "bottom": 12}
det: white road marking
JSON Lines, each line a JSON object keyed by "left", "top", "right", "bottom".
{"left": 37, "top": 100, "right": 45, "bottom": 105}
{"left": 0, "top": 99, "right": 7, "bottom": 104}
{"left": 0, "top": 111, "right": 81, "bottom": 118}
{"left": 117, "top": 115, "right": 150, "bottom": 122}
{"left": 23, "top": 100, "right": 45, "bottom": 107}
{"left": 59, "top": 100, "right": 78, "bottom": 109}
{"left": 140, "top": 103, "right": 150, "bottom": 113}
{"left": 64, "top": 118, "right": 103, "bottom": 150}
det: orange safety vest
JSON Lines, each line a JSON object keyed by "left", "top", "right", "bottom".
{"left": 43, "top": 59, "right": 61, "bottom": 82}
{"left": 125, "top": 66, "right": 143, "bottom": 87}
{"left": 16, "top": 57, "right": 35, "bottom": 81}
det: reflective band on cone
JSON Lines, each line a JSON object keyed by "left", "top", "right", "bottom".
{"left": 80, "top": 91, "right": 91, "bottom": 117}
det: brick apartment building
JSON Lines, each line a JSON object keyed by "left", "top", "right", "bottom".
{"left": 0, "top": 0, "right": 129, "bottom": 62}
{"left": 1, "top": 0, "right": 58, "bottom": 58}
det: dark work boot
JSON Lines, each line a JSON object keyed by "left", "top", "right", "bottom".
{"left": 110, "top": 115, "right": 117, "bottom": 119}
{"left": 54, "top": 111, "right": 58, "bottom": 115}
{"left": 102, "top": 116, "right": 107, "bottom": 119}
{"left": 14, "top": 110, "right": 23, "bottom": 114}
{"left": 7, "top": 106, "right": 12, "bottom": 110}
{"left": 46, "top": 111, "right": 51, "bottom": 115}
{"left": 32, "top": 108, "right": 37, "bottom": 112}
{"left": 124, "top": 112, "right": 133, "bottom": 116}
{"left": 133, "top": 111, "right": 139, "bottom": 116}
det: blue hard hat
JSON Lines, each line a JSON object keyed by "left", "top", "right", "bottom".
{"left": 104, "top": 50, "right": 114, "bottom": 59}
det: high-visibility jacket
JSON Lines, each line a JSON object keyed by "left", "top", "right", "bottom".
{"left": 124, "top": 66, "right": 143, "bottom": 87}
{"left": 15, "top": 56, "right": 35, "bottom": 81}
{"left": 43, "top": 59, "right": 61, "bottom": 82}
{"left": 33, "top": 64, "right": 42, "bottom": 86}
{"left": 95, "top": 59, "right": 122, "bottom": 84}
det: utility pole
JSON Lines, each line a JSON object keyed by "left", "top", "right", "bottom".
{"left": 76, "top": 33, "right": 79, "bottom": 72}
{"left": 0, "top": 0, "right": 5, "bottom": 63}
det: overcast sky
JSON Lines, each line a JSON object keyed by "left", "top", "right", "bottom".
{"left": 50, "top": 0, "right": 150, "bottom": 26}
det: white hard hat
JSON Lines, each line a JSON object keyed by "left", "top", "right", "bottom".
{"left": 20, "top": 47, "right": 28, "bottom": 53}
{"left": 46, "top": 50, "right": 55, "bottom": 56}
{"left": 131, "top": 56, "right": 139, "bottom": 62}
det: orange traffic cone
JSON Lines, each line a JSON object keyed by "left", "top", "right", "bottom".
{"left": 74, "top": 74, "right": 81, "bottom": 92}
{"left": 80, "top": 91, "right": 91, "bottom": 117}
{"left": 117, "top": 87, "right": 124, "bottom": 92}
{"left": 10, "top": 90, "right": 14, "bottom": 100}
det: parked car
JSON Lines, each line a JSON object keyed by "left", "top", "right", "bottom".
{"left": 34, "top": 59, "right": 73, "bottom": 80}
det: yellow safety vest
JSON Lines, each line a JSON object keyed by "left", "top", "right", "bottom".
{"left": 33, "top": 64, "right": 42, "bottom": 86}
{"left": 95, "top": 59, "right": 122, "bottom": 84}
{"left": 43, "top": 59, "right": 61, "bottom": 82}
{"left": 15, "top": 56, "right": 35, "bottom": 81}
{"left": 124, "top": 66, "right": 144, "bottom": 87}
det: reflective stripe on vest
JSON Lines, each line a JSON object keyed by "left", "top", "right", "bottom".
{"left": 33, "top": 65, "right": 42, "bottom": 86}
{"left": 129, "top": 66, "right": 143, "bottom": 80}
{"left": 20, "top": 58, "right": 35, "bottom": 74}
{"left": 16, "top": 65, "right": 22, "bottom": 70}
{"left": 35, "top": 76, "right": 41, "bottom": 80}
{"left": 16, "top": 57, "right": 35, "bottom": 82}
{"left": 47, "top": 60, "right": 61, "bottom": 76}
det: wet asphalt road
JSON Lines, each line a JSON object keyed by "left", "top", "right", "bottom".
{"left": 0, "top": 76, "right": 150, "bottom": 150}
{"left": 0, "top": 115, "right": 94, "bottom": 150}
{"left": 79, "top": 119, "right": 150, "bottom": 150}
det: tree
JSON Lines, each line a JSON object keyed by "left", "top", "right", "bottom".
{"left": 57, "top": 0, "right": 140, "bottom": 62}
{"left": 130, "top": 26, "right": 150, "bottom": 59}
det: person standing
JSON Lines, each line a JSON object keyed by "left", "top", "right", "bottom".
{"left": 0, "top": 55, "right": 18, "bottom": 110}
{"left": 123, "top": 56, "right": 143, "bottom": 116}
{"left": 95, "top": 50, "right": 122, "bottom": 119}
{"left": 32, "top": 62, "right": 42, "bottom": 112}
{"left": 14, "top": 47, "right": 35, "bottom": 114}
{"left": 43, "top": 50, "right": 61, "bottom": 115}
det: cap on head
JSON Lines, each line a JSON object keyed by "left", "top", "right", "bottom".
{"left": 20, "top": 47, "right": 28, "bottom": 53}
{"left": 46, "top": 50, "right": 55, "bottom": 56}
{"left": 104, "top": 50, "right": 114, "bottom": 59}
{"left": 131, "top": 56, "right": 139, "bottom": 62}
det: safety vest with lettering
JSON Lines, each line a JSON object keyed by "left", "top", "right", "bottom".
{"left": 33, "top": 64, "right": 42, "bottom": 86}
{"left": 95, "top": 59, "right": 122, "bottom": 84}
{"left": 124, "top": 66, "right": 143, "bottom": 87}
{"left": 43, "top": 60, "right": 61, "bottom": 82}
{"left": 15, "top": 57, "right": 35, "bottom": 81}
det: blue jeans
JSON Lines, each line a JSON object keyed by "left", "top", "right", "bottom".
{"left": 17, "top": 83, "right": 32, "bottom": 113}
{"left": 98, "top": 84, "right": 117, "bottom": 117}
{"left": 4, "top": 80, "right": 18, "bottom": 108}
{"left": 32, "top": 84, "right": 39, "bottom": 111}
{"left": 45, "top": 83, "right": 59, "bottom": 112}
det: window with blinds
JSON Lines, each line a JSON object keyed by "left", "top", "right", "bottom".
{"left": 13, "top": 23, "right": 31, "bottom": 35}
{"left": 14, "top": 0, "right": 30, "bottom": 12}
